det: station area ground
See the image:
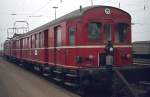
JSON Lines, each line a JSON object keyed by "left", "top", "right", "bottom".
{"left": 0, "top": 57, "right": 79, "bottom": 97}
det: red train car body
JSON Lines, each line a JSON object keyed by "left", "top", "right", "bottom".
{"left": 4, "top": 4, "right": 132, "bottom": 84}
{"left": 4, "top": 6, "right": 150, "bottom": 97}
{"left": 4, "top": 6, "right": 132, "bottom": 68}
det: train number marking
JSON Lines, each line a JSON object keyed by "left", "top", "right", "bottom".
{"left": 105, "top": 8, "right": 111, "bottom": 14}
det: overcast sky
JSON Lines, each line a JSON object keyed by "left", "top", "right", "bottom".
{"left": 0, "top": 0, "right": 150, "bottom": 49}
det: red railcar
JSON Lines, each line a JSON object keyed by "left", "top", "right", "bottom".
{"left": 3, "top": 6, "right": 150, "bottom": 97}
{"left": 4, "top": 6, "right": 132, "bottom": 67}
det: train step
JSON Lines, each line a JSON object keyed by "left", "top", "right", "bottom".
{"left": 64, "top": 82, "right": 78, "bottom": 87}
{"left": 34, "top": 66, "right": 40, "bottom": 71}
{"left": 65, "top": 73, "right": 77, "bottom": 78}
{"left": 53, "top": 77, "right": 62, "bottom": 82}
{"left": 19, "top": 63, "right": 23, "bottom": 66}
{"left": 53, "top": 70, "right": 62, "bottom": 74}
{"left": 42, "top": 73, "right": 51, "bottom": 77}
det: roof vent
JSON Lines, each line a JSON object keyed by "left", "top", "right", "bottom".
{"left": 80, "top": 5, "right": 82, "bottom": 12}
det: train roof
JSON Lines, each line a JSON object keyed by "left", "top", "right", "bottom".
{"left": 14, "top": 5, "right": 131, "bottom": 38}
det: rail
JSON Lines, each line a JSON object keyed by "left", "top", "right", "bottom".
{"left": 113, "top": 68, "right": 139, "bottom": 97}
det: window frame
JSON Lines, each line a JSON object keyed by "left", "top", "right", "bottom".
{"left": 56, "top": 27, "right": 62, "bottom": 47}
{"left": 103, "top": 23, "right": 111, "bottom": 43}
{"left": 87, "top": 22, "right": 101, "bottom": 42}
{"left": 54, "top": 26, "right": 62, "bottom": 47}
{"left": 115, "top": 23, "right": 128, "bottom": 43}
{"left": 68, "top": 26, "right": 76, "bottom": 45}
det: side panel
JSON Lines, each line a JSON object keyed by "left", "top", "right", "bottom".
{"left": 48, "top": 22, "right": 67, "bottom": 67}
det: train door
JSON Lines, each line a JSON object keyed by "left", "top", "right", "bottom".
{"left": 44, "top": 30, "right": 48, "bottom": 62}
{"left": 20, "top": 39, "right": 23, "bottom": 59}
{"left": 99, "top": 19, "right": 114, "bottom": 66}
{"left": 54, "top": 27, "right": 57, "bottom": 65}
{"left": 54, "top": 26, "right": 65, "bottom": 66}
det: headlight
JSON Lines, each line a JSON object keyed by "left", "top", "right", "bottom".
{"left": 109, "top": 47, "right": 113, "bottom": 52}
{"left": 126, "top": 54, "right": 131, "bottom": 58}
{"left": 89, "top": 55, "right": 94, "bottom": 59}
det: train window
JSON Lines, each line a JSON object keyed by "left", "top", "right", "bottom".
{"left": 29, "top": 37, "right": 31, "bottom": 48}
{"left": 115, "top": 23, "right": 127, "bottom": 43}
{"left": 104, "top": 24, "right": 111, "bottom": 42}
{"left": 35, "top": 34, "right": 39, "bottom": 48}
{"left": 23, "top": 38, "right": 25, "bottom": 48}
{"left": 27, "top": 37, "right": 29, "bottom": 48}
{"left": 56, "top": 28, "right": 62, "bottom": 46}
{"left": 39, "top": 32, "right": 43, "bottom": 47}
{"left": 69, "top": 27, "right": 76, "bottom": 45}
{"left": 25, "top": 38, "right": 27, "bottom": 48}
{"left": 31, "top": 35, "right": 35, "bottom": 48}
{"left": 17, "top": 40, "right": 19, "bottom": 49}
{"left": 88, "top": 22, "right": 101, "bottom": 41}
{"left": 39, "top": 32, "right": 44, "bottom": 47}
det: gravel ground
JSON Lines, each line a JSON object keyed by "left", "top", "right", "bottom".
{"left": 0, "top": 57, "right": 80, "bottom": 97}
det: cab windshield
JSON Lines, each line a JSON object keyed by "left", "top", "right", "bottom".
{"left": 115, "top": 23, "right": 128, "bottom": 43}
{"left": 88, "top": 22, "right": 101, "bottom": 41}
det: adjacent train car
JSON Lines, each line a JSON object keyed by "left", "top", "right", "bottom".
{"left": 3, "top": 6, "right": 150, "bottom": 97}
{"left": 132, "top": 41, "right": 150, "bottom": 65}
{"left": 3, "top": 40, "right": 11, "bottom": 59}
{"left": 0, "top": 50, "right": 3, "bottom": 56}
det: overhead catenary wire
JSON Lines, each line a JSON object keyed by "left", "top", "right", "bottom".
{"left": 1, "top": 1, "right": 150, "bottom": 28}
{"left": 29, "top": 0, "right": 63, "bottom": 18}
{"left": 30, "top": 0, "right": 52, "bottom": 15}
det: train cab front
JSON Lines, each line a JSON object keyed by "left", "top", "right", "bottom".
{"left": 79, "top": 6, "right": 132, "bottom": 97}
